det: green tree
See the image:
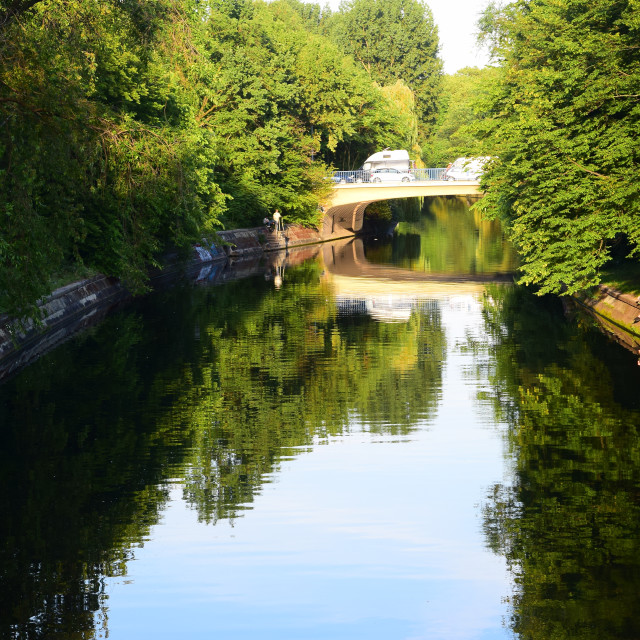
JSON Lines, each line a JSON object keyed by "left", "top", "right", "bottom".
{"left": 0, "top": 0, "right": 41, "bottom": 24}
{"left": 425, "top": 66, "right": 501, "bottom": 166}
{"left": 475, "top": 0, "right": 640, "bottom": 295}
{"left": 200, "top": 0, "right": 418, "bottom": 220}
{"left": 1, "top": 0, "right": 414, "bottom": 317}
{"left": 329, "top": 0, "right": 443, "bottom": 139}
{"left": 0, "top": 0, "right": 226, "bottom": 316}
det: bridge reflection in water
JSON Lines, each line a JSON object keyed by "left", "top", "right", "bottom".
{"left": 321, "top": 237, "right": 515, "bottom": 323}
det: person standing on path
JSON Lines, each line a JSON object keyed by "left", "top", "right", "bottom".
{"left": 273, "top": 209, "right": 282, "bottom": 232}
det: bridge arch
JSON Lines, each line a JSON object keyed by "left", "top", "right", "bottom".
{"left": 320, "top": 181, "right": 482, "bottom": 238}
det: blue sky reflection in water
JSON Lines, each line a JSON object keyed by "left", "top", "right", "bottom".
{"left": 7, "top": 198, "right": 640, "bottom": 639}
{"left": 103, "top": 294, "right": 513, "bottom": 640}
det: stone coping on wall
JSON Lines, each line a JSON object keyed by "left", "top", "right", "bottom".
{"left": 572, "top": 285, "right": 640, "bottom": 358}
{"left": 577, "top": 286, "right": 640, "bottom": 335}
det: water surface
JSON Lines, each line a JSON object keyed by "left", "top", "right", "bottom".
{"left": 2, "top": 197, "right": 640, "bottom": 640}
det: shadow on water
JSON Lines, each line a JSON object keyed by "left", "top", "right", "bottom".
{"left": 0, "top": 246, "right": 446, "bottom": 638}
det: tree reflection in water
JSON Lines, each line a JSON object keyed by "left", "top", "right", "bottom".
{"left": 476, "top": 285, "right": 640, "bottom": 640}
{"left": 5, "top": 199, "right": 638, "bottom": 639}
{"left": 366, "top": 195, "right": 519, "bottom": 276}
{"left": 0, "top": 261, "right": 446, "bottom": 638}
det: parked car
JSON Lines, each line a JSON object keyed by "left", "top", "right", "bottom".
{"left": 328, "top": 172, "right": 363, "bottom": 183}
{"left": 370, "top": 168, "right": 415, "bottom": 183}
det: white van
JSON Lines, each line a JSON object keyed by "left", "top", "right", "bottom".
{"left": 361, "top": 149, "right": 412, "bottom": 173}
{"left": 445, "top": 157, "right": 490, "bottom": 181}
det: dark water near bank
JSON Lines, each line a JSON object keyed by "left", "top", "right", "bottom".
{"left": 2, "top": 197, "right": 640, "bottom": 640}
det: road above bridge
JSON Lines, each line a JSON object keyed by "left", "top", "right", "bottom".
{"left": 321, "top": 180, "right": 482, "bottom": 238}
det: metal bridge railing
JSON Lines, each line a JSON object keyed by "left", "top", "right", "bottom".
{"left": 329, "top": 168, "right": 447, "bottom": 183}
{"left": 412, "top": 168, "right": 448, "bottom": 181}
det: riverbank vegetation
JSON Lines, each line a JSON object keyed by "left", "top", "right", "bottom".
{"left": 6, "top": 0, "right": 636, "bottom": 320}
{"left": 0, "top": 0, "right": 441, "bottom": 317}
{"left": 472, "top": 0, "right": 640, "bottom": 297}
{"left": 425, "top": 0, "right": 640, "bottom": 298}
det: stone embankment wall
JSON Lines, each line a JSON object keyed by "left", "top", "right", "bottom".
{"left": 216, "top": 224, "right": 337, "bottom": 257}
{"left": 0, "top": 224, "right": 347, "bottom": 380}
{"left": 572, "top": 286, "right": 640, "bottom": 357}
{"left": 8, "top": 219, "right": 637, "bottom": 377}
{"left": 0, "top": 275, "right": 128, "bottom": 380}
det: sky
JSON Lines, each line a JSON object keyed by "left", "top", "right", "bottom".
{"left": 426, "top": 0, "right": 492, "bottom": 73}
{"left": 307, "top": 0, "right": 492, "bottom": 74}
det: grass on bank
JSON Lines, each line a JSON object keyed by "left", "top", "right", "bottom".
{"left": 48, "top": 264, "right": 100, "bottom": 293}
{"left": 600, "top": 260, "right": 640, "bottom": 297}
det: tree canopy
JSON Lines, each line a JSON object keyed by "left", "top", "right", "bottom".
{"left": 328, "top": 0, "right": 443, "bottom": 140}
{"left": 475, "top": 0, "right": 640, "bottom": 295}
{"left": 425, "top": 66, "right": 501, "bottom": 166}
{"left": 0, "top": 0, "right": 423, "bottom": 317}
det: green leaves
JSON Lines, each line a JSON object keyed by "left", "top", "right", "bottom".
{"left": 476, "top": 0, "right": 640, "bottom": 295}
{"left": 0, "top": 0, "right": 424, "bottom": 317}
{"left": 0, "top": 0, "right": 228, "bottom": 315}
{"left": 426, "top": 66, "right": 502, "bottom": 165}
{"left": 190, "top": 0, "right": 415, "bottom": 225}
{"left": 329, "top": 0, "right": 443, "bottom": 139}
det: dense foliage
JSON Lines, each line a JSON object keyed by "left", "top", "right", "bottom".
{"left": 475, "top": 0, "right": 640, "bottom": 295}
{"left": 0, "top": 0, "right": 429, "bottom": 317}
{"left": 327, "top": 0, "right": 442, "bottom": 142}
{"left": 425, "top": 66, "right": 501, "bottom": 166}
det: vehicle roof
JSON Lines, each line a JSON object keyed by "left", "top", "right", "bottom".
{"left": 451, "top": 156, "right": 491, "bottom": 168}
{"left": 365, "top": 149, "right": 410, "bottom": 162}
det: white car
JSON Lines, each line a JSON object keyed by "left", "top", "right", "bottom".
{"left": 445, "top": 157, "right": 490, "bottom": 181}
{"left": 369, "top": 168, "right": 415, "bottom": 183}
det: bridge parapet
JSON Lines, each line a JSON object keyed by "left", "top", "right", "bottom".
{"left": 321, "top": 180, "right": 482, "bottom": 238}
{"left": 321, "top": 167, "right": 480, "bottom": 237}
{"left": 329, "top": 168, "right": 447, "bottom": 184}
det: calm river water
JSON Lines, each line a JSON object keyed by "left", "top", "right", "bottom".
{"left": 2, "top": 197, "right": 640, "bottom": 640}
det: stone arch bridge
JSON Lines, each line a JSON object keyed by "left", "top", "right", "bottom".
{"left": 321, "top": 180, "right": 481, "bottom": 238}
